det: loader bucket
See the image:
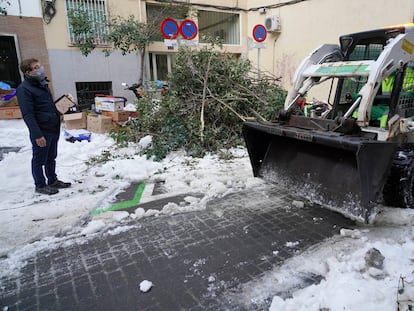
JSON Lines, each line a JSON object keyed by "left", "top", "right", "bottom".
{"left": 242, "top": 120, "right": 398, "bottom": 223}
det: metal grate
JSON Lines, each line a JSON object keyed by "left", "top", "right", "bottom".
{"left": 75, "top": 81, "right": 112, "bottom": 111}
{"left": 397, "top": 61, "right": 414, "bottom": 117}
{"left": 340, "top": 43, "right": 384, "bottom": 102}
{"left": 65, "top": 0, "right": 109, "bottom": 46}
{"left": 348, "top": 44, "right": 383, "bottom": 61}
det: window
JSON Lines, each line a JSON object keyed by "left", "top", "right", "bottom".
{"left": 146, "top": 3, "right": 189, "bottom": 42}
{"left": 66, "top": 0, "right": 109, "bottom": 45}
{"left": 198, "top": 11, "right": 240, "bottom": 45}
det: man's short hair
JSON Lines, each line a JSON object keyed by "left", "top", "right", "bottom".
{"left": 20, "top": 58, "right": 39, "bottom": 74}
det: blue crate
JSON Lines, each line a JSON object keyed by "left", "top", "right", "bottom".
{"left": 64, "top": 129, "right": 92, "bottom": 142}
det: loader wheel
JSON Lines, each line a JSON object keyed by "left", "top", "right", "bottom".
{"left": 382, "top": 145, "right": 414, "bottom": 208}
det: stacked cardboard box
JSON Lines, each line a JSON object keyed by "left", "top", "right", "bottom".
{"left": 62, "top": 96, "right": 128, "bottom": 134}
{"left": 55, "top": 95, "right": 75, "bottom": 114}
{"left": 102, "top": 110, "right": 130, "bottom": 122}
{"left": 63, "top": 112, "right": 87, "bottom": 130}
{"left": 63, "top": 112, "right": 117, "bottom": 134}
{"left": 87, "top": 114, "right": 113, "bottom": 134}
{"left": 0, "top": 106, "right": 22, "bottom": 119}
{"left": 95, "top": 96, "right": 125, "bottom": 112}
{"left": 0, "top": 89, "right": 21, "bottom": 119}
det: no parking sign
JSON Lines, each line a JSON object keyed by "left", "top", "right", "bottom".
{"left": 179, "top": 19, "right": 198, "bottom": 40}
{"left": 252, "top": 24, "right": 267, "bottom": 42}
{"left": 251, "top": 24, "right": 267, "bottom": 80}
{"left": 160, "top": 18, "right": 198, "bottom": 43}
{"left": 160, "top": 18, "right": 179, "bottom": 39}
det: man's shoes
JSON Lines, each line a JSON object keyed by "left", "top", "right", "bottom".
{"left": 36, "top": 186, "right": 59, "bottom": 195}
{"left": 49, "top": 179, "right": 72, "bottom": 189}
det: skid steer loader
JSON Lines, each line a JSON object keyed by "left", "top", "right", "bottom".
{"left": 243, "top": 23, "right": 414, "bottom": 223}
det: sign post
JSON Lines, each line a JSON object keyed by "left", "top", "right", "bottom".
{"left": 252, "top": 24, "right": 267, "bottom": 80}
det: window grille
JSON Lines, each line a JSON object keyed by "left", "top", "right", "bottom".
{"left": 339, "top": 43, "right": 384, "bottom": 103}
{"left": 198, "top": 11, "right": 240, "bottom": 45}
{"left": 348, "top": 44, "right": 383, "bottom": 61}
{"left": 396, "top": 61, "right": 414, "bottom": 117}
{"left": 75, "top": 81, "right": 112, "bottom": 111}
{"left": 65, "top": 0, "right": 109, "bottom": 46}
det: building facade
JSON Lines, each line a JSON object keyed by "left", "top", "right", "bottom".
{"left": 1, "top": 0, "right": 413, "bottom": 107}
{"left": 0, "top": 0, "right": 47, "bottom": 88}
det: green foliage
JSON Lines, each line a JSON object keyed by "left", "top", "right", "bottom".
{"left": 67, "top": 6, "right": 96, "bottom": 56}
{"left": 85, "top": 150, "right": 112, "bottom": 166}
{"left": 115, "top": 42, "right": 286, "bottom": 160}
{"left": 104, "top": 15, "right": 151, "bottom": 56}
{"left": 85, "top": 148, "right": 137, "bottom": 166}
{"left": 146, "top": 2, "right": 191, "bottom": 41}
{"left": 103, "top": 14, "right": 153, "bottom": 83}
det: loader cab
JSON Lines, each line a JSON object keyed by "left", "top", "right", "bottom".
{"left": 331, "top": 26, "right": 408, "bottom": 121}
{"left": 386, "top": 62, "right": 414, "bottom": 118}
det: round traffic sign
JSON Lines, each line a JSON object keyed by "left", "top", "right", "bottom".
{"left": 252, "top": 24, "right": 267, "bottom": 42}
{"left": 180, "top": 19, "right": 198, "bottom": 40}
{"left": 160, "top": 18, "right": 179, "bottom": 39}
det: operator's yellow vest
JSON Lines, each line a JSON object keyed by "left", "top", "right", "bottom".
{"left": 382, "top": 67, "right": 414, "bottom": 92}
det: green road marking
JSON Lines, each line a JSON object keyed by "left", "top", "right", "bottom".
{"left": 91, "top": 182, "right": 146, "bottom": 215}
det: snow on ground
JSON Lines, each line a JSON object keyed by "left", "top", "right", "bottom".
{"left": 1, "top": 119, "right": 414, "bottom": 310}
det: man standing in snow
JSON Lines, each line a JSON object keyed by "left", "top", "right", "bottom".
{"left": 16, "top": 58, "right": 71, "bottom": 195}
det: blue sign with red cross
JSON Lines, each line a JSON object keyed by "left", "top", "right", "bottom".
{"left": 252, "top": 24, "right": 267, "bottom": 42}
{"left": 160, "top": 18, "right": 179, "bottom": 39}
{"left": 179, "top": 19, "right": 198, "bottom": 40}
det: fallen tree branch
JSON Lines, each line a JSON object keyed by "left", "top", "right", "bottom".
{"left": 207, "top": 88, "right": 246, "bottom": 121}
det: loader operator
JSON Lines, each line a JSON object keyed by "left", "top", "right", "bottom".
{"left": 351, "top": 65, "right": 414, "bottom": 126}
{"left": 378, "top": 65, "right": 414, "bottom": 124}
{"left": 382, "top": 65, "right": 414, "bottom": 94}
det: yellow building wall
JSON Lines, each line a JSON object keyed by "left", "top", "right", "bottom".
{"left": 43, "top": 0, "right": 141, "bottom": 50}
{"left": 247, "top": 0, "right": 414, "bottom": 88}
{"left": 42, "top": 0, "right": 414, "bottom": 99}
{"left": 43, "top": 0, "right": 414, "bottom": 67}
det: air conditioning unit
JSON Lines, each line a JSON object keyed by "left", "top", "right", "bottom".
{"left": 265, "top": 15, "right": 281, "bottom": 32}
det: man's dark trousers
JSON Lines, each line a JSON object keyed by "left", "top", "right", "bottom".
{"left": 31, "top": 133, "right": 59, "bottom": 188}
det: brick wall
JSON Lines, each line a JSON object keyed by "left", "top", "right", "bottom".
{"left": 0, "top": 16, "right": 51, "bottom": 86}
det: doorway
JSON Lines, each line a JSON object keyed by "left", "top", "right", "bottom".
{"left": 0, "top": 35, "right": 21, "bottom": 88}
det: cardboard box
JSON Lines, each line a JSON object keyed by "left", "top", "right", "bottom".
{"left": 102, "top": 110, "right": 130, "bottom": 122}
{"left": 0, "top": 96, "right": 19, "bottom": 107}
{"left": 0, "top": 106, "right": 22, "bottom": 119}
{"left": 55, "top": 95, "right": 75, "bottom": 114}
{"left": 0, "top": 89, "right": 17, "bottom": 107}
{"left": 0, "top": 88, "right": 15, "bottom": 98}
{"left": 87, "top": 114, "right": 113, "bottom": 134}
{"left": 63, "top": 112, "right": 87, "bottom": 130}
{"left": 95, "top": 97, "right": 125, "bottom": 112}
